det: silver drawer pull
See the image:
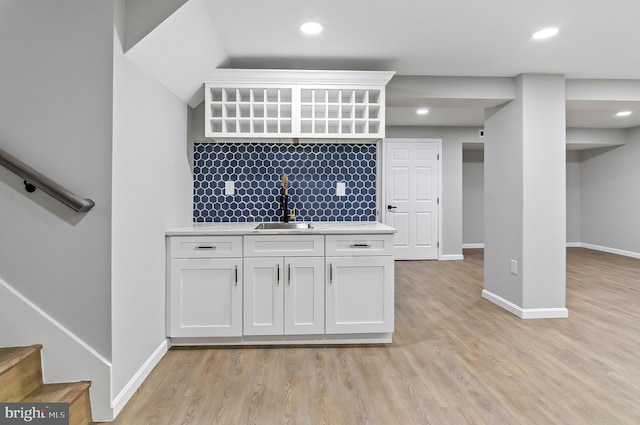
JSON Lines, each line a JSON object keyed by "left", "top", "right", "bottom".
{"left": 350, "top": 243, "right": 372, "bottom": 248}
{"left": 195, "top": 245, "right": 217, "bottom": 250}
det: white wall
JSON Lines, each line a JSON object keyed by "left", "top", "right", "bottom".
{"left": 520, "top": 75, "right": 566, "bottom": 310}
{"left": 124, "top": 0, "right": 188, "bottom": 51}
{"left": 0, "top": 2, "right": 195, "bottom": 419}
{"left": 580, "top": 127, "right": 640, "bottom": 254}
{"left": 566, "top": 151, "right": 582, "bottom": 244}
{"left": 462, "top": 149, "right": 484, "bottom": 246}
{"left": 484, "top": 98, "right": 525, "bottom": 306}
{"left": 566, "top": 127, "right": 627, "bottom": 150}
{"left": 461, "top": 134, "right": 637, "bottom": 255}
{"left": 111, "top": 28, "right": 192, "bottom": 414}
{"left": 0, "top": 0, "right": 114, "bottom": 358}
{"left": 463, "top": 150, "right": 584, "bottom": 248}
{"left": 386, "top": 126, "right": 483, "bottom": 257}
{"left": 484, "top": 74, "right": 567, "bottom": 314}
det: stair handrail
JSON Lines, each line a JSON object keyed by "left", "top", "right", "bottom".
{"left": 0, "top": 147, "right": 95, "bottom": 212}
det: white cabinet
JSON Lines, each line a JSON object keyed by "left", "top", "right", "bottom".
{"left": 243, "top": 235, "right": 325, "bottom": 336}
{"left": 325, "top": 235, "right": 395, "bottom": 334}
{"left": 243, "top": 256, "right": 324, "bottom": 336}
{"left": 167, "top": 230, "right": 396, "bottom": 344}
{"left": 298, "top": 86, "right": 384, "bottom": 138}
{"left": 167, "top": 237, "right": 242, "bottom": 337}
{"left": 204, "top": 69, "right": 394, "bottom": 139}
{"left": 205, "top": 85, "right": 294, "bottom": 137}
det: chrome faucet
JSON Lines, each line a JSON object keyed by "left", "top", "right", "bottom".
{"left": 279, "top": 174, "right": 295, "bottom": 223}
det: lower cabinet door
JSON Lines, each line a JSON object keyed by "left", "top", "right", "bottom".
{"left": 326, "top": 256, "right": 395, "bottom": 334}
{"left": 244, "top": 257, "right": 325, "bottom": 336}
{"left": 169, "top": 258, "right": 242, "bottom": 337}
{"left": 243, "top": 257, "right": 284, "bottom": 335}
{"left": 284, "top": 257, "right": 325, "bottom": 335}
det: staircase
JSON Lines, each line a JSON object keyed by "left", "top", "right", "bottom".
{"left": 0, "top": 344, "right": 93, "bottom": 425}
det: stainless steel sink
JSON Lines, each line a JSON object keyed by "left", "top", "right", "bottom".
{"left": 254, "top": 222, "right": 313, "bottom": 230}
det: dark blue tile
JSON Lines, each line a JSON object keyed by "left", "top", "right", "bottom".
{"left": 192, "top": 142, "right": 378, "bottom": 222}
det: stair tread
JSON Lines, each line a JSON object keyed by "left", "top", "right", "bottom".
{"left": 23, "top": 381, "right": 92, "bottom": 404}
{"left": 0, "top": 344, "right": 42, "bottom": 375}
{"left": 0, "top": 345, "right": 93, "bottom": 424}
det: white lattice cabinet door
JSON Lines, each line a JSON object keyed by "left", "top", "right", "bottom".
{"left": 297, "top": 86, "right": 385, "bottom": 138}
{"left": 205, "top": 85, "right": 295, "bottom": 138}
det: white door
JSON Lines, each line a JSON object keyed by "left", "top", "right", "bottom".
{"left": 384, "top": 139, "right": 440, "bottom": 260}
{"left": 284, "top": 257, "right": 325, "bottom": 335}
{"left": 243, "top": 257, "right": 284, "bottom": 335}
{"left": 325, "top": 256, "right": 394, "bottom": 334}
{"left": 169, "top": 258, "right": 242, "bottom": 337}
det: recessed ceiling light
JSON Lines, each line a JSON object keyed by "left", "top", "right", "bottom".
{"left": 416, "top": 108, "right": 429, "bottom": 115}
{"left": 616, "top": 111, "right": 632, "bottom": 117}
{"left": 532, "top": 27, "right": 559, "bottom": 40}
{"left": 300, "top": 22, "right": 323, "bottom": 35}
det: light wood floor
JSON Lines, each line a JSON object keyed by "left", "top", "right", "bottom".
{"left": 101, "top": 248, "right": 640, "bottom": 424}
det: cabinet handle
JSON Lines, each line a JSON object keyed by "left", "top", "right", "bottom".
{"left": 350, "top": 243, "right": 371, "bottom": 248}
{"left": 195, "top": 245, "right": 217, "bottom": 250}
{"left": 276, "top": 263, "right": 280, "bottom": 286}
{"left": 329, "top": 262, "right": 333, "bottom": 285}
{"left": 234, "top": 264, "right": 238, "bottom": 287}
{"left": 288, "top": 263, "right": 291, "bottom": 286}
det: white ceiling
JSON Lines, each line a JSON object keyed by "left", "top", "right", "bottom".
{"left": 201, "top": 0, "right": 640, "bottom": 129}
{"left": 130, "top": 0, "right": 640, "bottom": 129}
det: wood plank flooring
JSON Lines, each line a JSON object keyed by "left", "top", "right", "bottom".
{"left": 100, "top": 248, "right": 640, "bottom": 424}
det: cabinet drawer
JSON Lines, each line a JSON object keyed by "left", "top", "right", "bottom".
{"left": 325, "top": 234, "right": 394, "bottom": 256}
{"left": 169, "top": 236, "right": 242, "bottom": 258}
{"left": 244, "top": 235, "right": 324, "bottom": 257}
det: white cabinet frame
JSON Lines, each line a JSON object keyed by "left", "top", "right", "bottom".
{"left": 204, "top": 69, "right": 395, "bottom": 140}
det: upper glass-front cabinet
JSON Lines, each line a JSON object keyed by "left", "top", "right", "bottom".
{"left": 203, "top": 70, "right": 394, "bottom": 140}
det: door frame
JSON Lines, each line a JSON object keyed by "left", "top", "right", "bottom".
{"left": 381, "top": 138, "right": 443, "bottom": 260}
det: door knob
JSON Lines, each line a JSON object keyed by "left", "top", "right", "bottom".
{"left": 387, "top": 205, "right": 397, "bottom": 210}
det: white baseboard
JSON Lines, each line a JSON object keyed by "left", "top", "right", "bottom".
{"left": 482, "top": 289, "right": 569, "bottom": 319}
{"left": 112, "top": 339, "right": 169, "bottom": 417}
{"left": 171, "top": 333, "right": 392, "bottom": 346}
{"left": 0, "top": 276, "right": 113, "bottom": 421}
{"left": 440, "top": 254, "right": 464, "bottom": 261}
{"left": 579, "top": 243, "right": 640, "bottom": 259}
{"left": 461, "top": 242, "right": 640, "bottom": 260}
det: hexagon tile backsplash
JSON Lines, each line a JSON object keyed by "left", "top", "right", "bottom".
{"left": 193, "top": 142, "right": 377, "bottom": 222}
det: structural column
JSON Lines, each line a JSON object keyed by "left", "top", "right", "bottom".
{"left": 483, "top": 74, "right": 568, "bottom": 318}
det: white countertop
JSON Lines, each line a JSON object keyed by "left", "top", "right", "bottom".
{"left": 166, "top": 221, "right": 396, "bottom": 236}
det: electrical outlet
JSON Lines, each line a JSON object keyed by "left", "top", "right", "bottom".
{"left": 225, "top": 181, "right": 235, "bottom": 195}
{"left": 510, "top": 259, "right": 518, "bottom": 275}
